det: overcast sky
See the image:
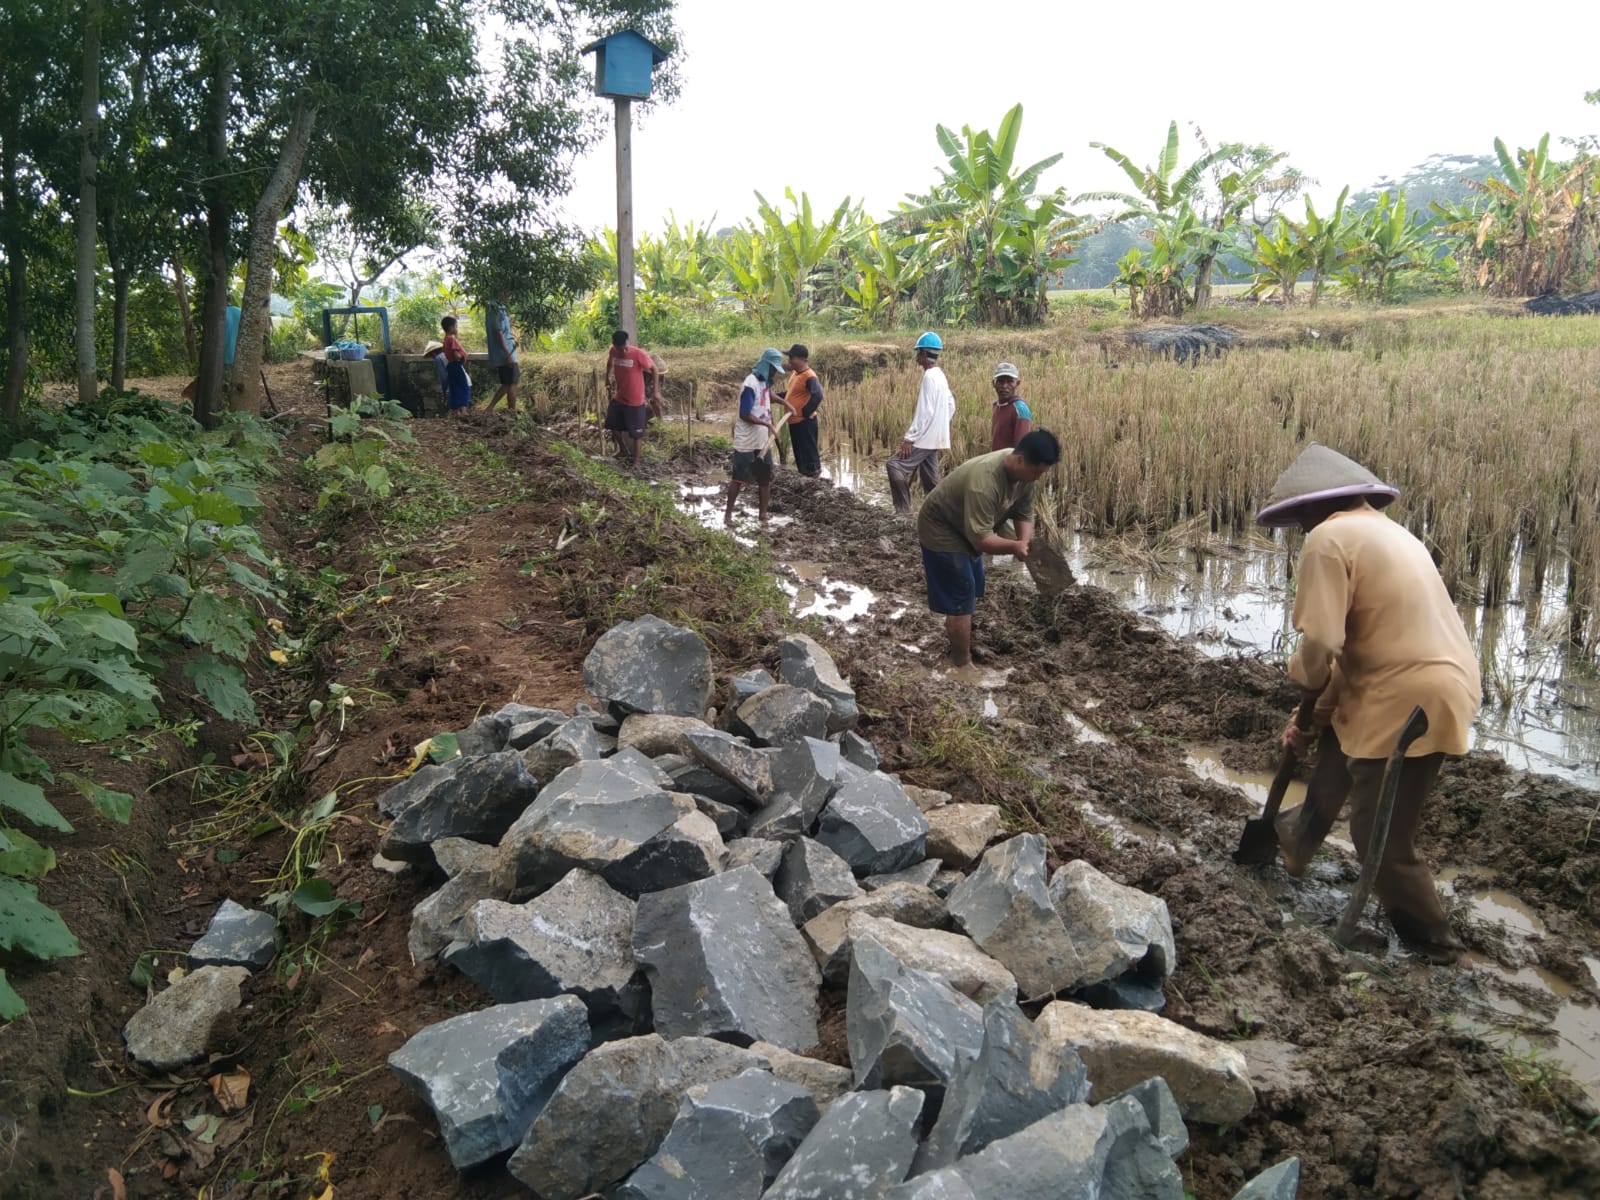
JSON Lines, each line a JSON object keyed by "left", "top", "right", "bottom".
{"left": 559, "top": 0, "right": 1599, "bottom": 234}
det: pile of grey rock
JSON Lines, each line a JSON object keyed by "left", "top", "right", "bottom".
{"left": 379, "top": 615, "right": 1296, "bottom": 1199}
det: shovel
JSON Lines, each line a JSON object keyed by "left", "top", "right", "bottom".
{"left": 1232, "top": 691, "right": 1321, "bottom": 865}
{"left": 1022, "top": 537, "right": 1076, "bottom": 597}
{"left": 1333, "top": 704, "right": 1430, "bottom": 946}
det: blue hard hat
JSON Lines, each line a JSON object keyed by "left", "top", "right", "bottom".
{"left": 914, "top": 331, "right": 943, "bottom": 352}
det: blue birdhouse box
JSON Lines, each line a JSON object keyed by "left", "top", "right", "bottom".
{"left": 581, "top": 30, "right": 668, "bottom": 100}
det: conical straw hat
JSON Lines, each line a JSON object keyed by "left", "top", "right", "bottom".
{"left": 1255, "top": 443, "right": 1399, "bottom": 526}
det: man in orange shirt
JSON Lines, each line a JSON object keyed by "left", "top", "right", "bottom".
{"left": 780, "top": 344, "right": 824, "bottom": 477}
{"left": 604, "top": 329, "right": 658, "bottom": 466}
{"left": 1259, "top": 444, "right": 1481, "bottom": 964}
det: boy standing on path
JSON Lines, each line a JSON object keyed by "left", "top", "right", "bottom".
{"left": 916, "top": 430, "right": 1060, "bottom": 666}
{"left": 604, "top": 329, "right": 658, "bottom": 466}
{"left": 780, "top": 343, "right": 825, "bottom": 477}
{"left": 887, "top": 332, "right": 955, "bottom": 512}
{"left": 484, "top": 293, "right": 519, "bottom": 415}
{"left": 989, "top": 362, "right": 1033, "bottom": 450}
{"left": 726, "top": 348, "right": 787, "bottom": 527}
{"left": 439, "top": 316, "right": 472, "bottom": 416}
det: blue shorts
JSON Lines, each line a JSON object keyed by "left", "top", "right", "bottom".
{"left": 922, "top": 546, "right": 985, "bottom": 616}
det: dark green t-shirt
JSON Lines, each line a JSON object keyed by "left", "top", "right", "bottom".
{"left": 917, "top": 449, "right": 1037, "bottom": 555}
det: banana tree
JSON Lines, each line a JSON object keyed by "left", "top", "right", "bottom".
{"left": 838, "top": 228, "right": 927, "bottom": 329}
{"left": 1242, "top": 214, "right": 1311, "bottom": 304}
{"left": 748, "top": 188, "right": 853, "bottom": 324}
{"left": 1296, "top": 187, "right": 1355, "bottom": 305}
{"left": 1340, "top": 190, "right": 1437, "bottom": 302}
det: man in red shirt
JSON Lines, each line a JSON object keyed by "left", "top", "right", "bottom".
{"left": 604, "top": 329, "right": 658, "bottom": 466}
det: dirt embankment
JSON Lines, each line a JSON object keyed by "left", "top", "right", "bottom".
{"left": 4, "top": 384, "right": 1599, "bottom": 1199}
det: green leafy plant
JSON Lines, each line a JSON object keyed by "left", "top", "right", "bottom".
{"left": 308, "top": 394, "right": 415, "bottom": 511}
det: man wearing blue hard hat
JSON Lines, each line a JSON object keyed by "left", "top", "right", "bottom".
{"left": 726, "top": 347, "right": 787, "bottom": 527}
{"left": 887, "top": 332, "right": 955, "bottom": 512}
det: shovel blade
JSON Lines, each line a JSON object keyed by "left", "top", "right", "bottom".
{"left": 1233, "top": 817, "right": 1281, "bottom": 865}
{"left": 1024, "top": 538, "right": 1076, "bottom": 597}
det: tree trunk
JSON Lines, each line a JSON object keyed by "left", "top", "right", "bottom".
{"left": 172, "top": 257, "right": 198, "bottom": 368}
{"left": 194, "top": 46, "right": 234, "bottom": 428}
{"left": 75, "top": 0, "right": 104, "bottom": 406}
{"left": 111, "top": 264, "right": 130, "bottom": 390}
{"left": 1191, "top": 255, "right": 1214, "bottom": 313}
{"left": 227, "top": 98, "right": 317, "bottom": 414}
{"left": 2, "top": 115, "right": 29, "bottom": 424}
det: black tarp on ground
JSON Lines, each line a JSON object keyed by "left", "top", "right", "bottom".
{"left": 1526, "top": 290, "right": 1600, "bottom": 316}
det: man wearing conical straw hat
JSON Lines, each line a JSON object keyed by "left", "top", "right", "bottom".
{"left": 1258, "top": 444, "right": 1481, "bottom": 965}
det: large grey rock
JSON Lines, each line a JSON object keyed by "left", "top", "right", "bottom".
{"left": 837, "top": 730, "right": 881, "bottom": 772}
{"left": 1048, "top": 860, "right": 1175, "bottom": 986}
{"left": 747, "top": 793, "right": 807, "bottom": 843}
{"left": 863, "top": 860, "right": 943, "bottom": 892}
{"left": 388, "top": 997, "right": 589, "bottom": 1171}
{"left": 619, "top": 713, "right": 714, "bottom": 758}
{"left": 124, "top": 966, "right": 250, "bottom": 1071}
{"left": 947, "top": 836, "right": 1085, "bottom": 999}
{"left": 633, "top": 866, "right": 821, "bottom": 1050}
{"left": 777, "top": 633, "right": 859, "bottom": 733}
{"left": 1233, "top": 1158, "right": 1301, "bottom": 1200}
{"left": 1035, "top": 1001, "right": 1255, "bottom": 1125}
{"left": 883, "top": 1174, "right": 979, "bottom": 1200}
{"left": 914, "top": 1001, "right": 1089, "bottom": 1172}
{"left": 504, "top": 707, "right": 567, "bottom": 750}
{"left": 573, "top": 700, "right": 622, "bottom": 735}
{"left": 381, "top": 751, "right": 539, "bottom": 865}
{"left": 776, "top": 838, "right": 861, "bottom": 924}
{"left": 610, "top": 745, "right": 678, "bottom": 789}
{"left": 904, "top": 785, "right": 952, "bottom": 813}
{"left": 1111, "top": 1076, "right": 1189, "bottom": 1159}
{"left": 925, "top": 805, "right": 1005, "bottom": 871}
{"left": 522, "top": 716, "right": 603, "bottom": 783}
{"left": 508, "top": 1034, "right": 770, "bottom": 1198}
{"left": 432, "top": 836, "right": 504, "bottom": 879}
{"left": 409, "top": 847, "right": 515, "bottom": 963}
{"left": 929, "top": 869, "right": 964, "bottom": 898}
{"left": 659, "top": 753, "right": 752, "bottom": 809}
{"left": 803, "top": 884, "right": 948, "bottom": 984}
{"left": 499, "top": 760, "right": 722, "bottom": 897}
{"left": 749, "top": 1043, "right": 855, "bottom": 1106}
{"left": 847, "top": 936, "right": 984, "bottom": 1095}
{"left": 941, "top": 1097, "right": 1184, "bottom": 1199}
{"left": 844, "top": 916, "right": 1017, "bottom": 1005}
{"left": 455, "top": 709, "right": 512, "bottom": 757}
{"left": 1076, "top": 974, "right": 1167, "bottom": 1013}
{"left": 684, "top": 728, "right": 775, "bottom": 807}
{"left": 731, "top": 668, "right": 776, "bottom": 707}
{"left": 584, "top": 615, "right": 713, "bottom": 718}
{"left": 444, "top": 871, "right": 647, "bottom": 1035}
{"left": 725, "top": 837, "right": 785, "bottom": 880}
{"left": 617, "top": 1069, "right": 819, "bottom": 1199}
{"left": 693, "top": 792, "right": 746, "bottom": 838}
{"left": 817, "top": 772, "right": 930, "bottom": 877}
{"left": 187, "top": 898, "right": 278, "bottom": 970}
{"left": 735, "top": 685, "right": 831, "bottom": 746}
{"left": 764, "top": 737, "right": 840, "bottom": 827}
{"left": 763, "top": 1087, "right": 924, "bottom": 1200}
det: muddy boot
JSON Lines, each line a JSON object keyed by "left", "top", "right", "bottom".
{"left": 1388, "top": 908, "right": 1465, "bottom": 966}
{"left": 1273, "top": 805, "right": 1320, "bottom": 877}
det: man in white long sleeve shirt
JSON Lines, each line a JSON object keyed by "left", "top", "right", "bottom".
{"left": 887, "top": 332, "right": 955, "bottom": 512}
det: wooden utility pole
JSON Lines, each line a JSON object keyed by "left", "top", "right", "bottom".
{"left": 615, "top": 97, "right": 636, "bottom": 340}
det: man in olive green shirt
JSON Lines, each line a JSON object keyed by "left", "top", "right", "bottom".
{"left": 917, "top": 430, "right": 1060, "bottom": 666}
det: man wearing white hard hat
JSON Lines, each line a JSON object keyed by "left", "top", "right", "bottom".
{"left": 1259, "top": 444, "right": 1481, "bottom": 964}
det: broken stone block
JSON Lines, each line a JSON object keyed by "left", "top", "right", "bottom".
{"left": 573, "top": 700, "right": 622, "bottom": 735}
{"left": 837, "top": 729, "right": 881, "bottom": 771}
{"left": 924, "top": 805, "right": 1005, "bottom": 871}
{"left": 521, "top": 716, "right": 603, "bottom": 783}
{"left": 692, "top": 792, "right": 745, "bottom": 838}
{"left": 804, "top": 883, "right": 948, "bottom": 984}
{"left": 659, "top": 755, "right": 751, "bottom": 809}
{"left": 1111, "top": 1076, "right": 1189, "bottom": 1160}
{"left": 763, "top": 1087, "right": 924, "bottom": 1200}
{"left": 749, "top": 1042, "right": 855, "bottom": 1106}
{"left": 616, "top": 1069, "right": 819, "bottom": 1200}
{"left": 633, "top": 866, "right": 821, "bottom": 1050}
{"left": 504, "top": 707, "right": 568, "bottom": 750}
{"left": 455, "top": 709, "right": 513, "bottom": 756}
{"left": 431, "top": 836, "right": 504, "bottom": 879}
{"left": 389, "top": 997, "right": 589, "bottom": 1171}
{"left": 904, "top": 785, "right": 953, "bottom": 813}
{"left": 883, "top": 1174, "right": 979, "bottom": 1200}
{"left": 1034, "top": 1000, "right": 1255, "bottom": 1125}
{"left": 683, "top": 728, "right": 775, "bottom": 807}
{"left": 847, "top": 936, "right": 984, "bottom": 1095}
{"left": 913, "top": 1000, "right": 1089, "bottom": 1172}
{"left": 409, "top": 848, "right": 515, "bottom": 963}
{"left": 734, "top": 685, "right": 831, "bottom": 746}
{"left": 124, "top": 966, "right": 250, "bottom": 1071}
{"left": 1075, "top": 974, "right": 1167, "bottom": 1013}
{"left": 607, "top": 745, "right": 677, "bottom": 789}
{"left": 444, "top": 871, "right": 647, "bottom": 1035}
{"left": 863, "top": 860, "right": 943, "bottom": 892}
{"left": 775, "top": 838, "right": 862, "bottom": 924}
{"left": 731, "top": 668, "right": 776, "bottom": 707}
{"left": 583, "top": 615, "right": 713, "bottom": 718}
{"left": 844, "top": 915, "right": 1017, "bottom": 1006}
{"left": 946, "top": 835, "right": 1085, "bottom": 999}
{"left": 1048, "top": 860, "right": 1175, "bottom": 987}
{"left": 763, "top": 736, "right": 840, "bottom": 827}
{"left": 618, "top": 713, "right": 714, "bottom": 757}
{"left": 507, "top": 1034, "right": 770, "bottom": 1199}
{"left": 724, "top": 837, "right": 785, "bottom": 880}
{"left": 187, "top": 898, "right": 278, "bottom": 970}
{"left": 380, "top": 751, "right": 540, "bottom": 866}
{"left": 1233, "top": 1157, "right": 1300, "bottom": 1200}
{"left": 929, "top": 869, "right": 964, "bottom": 898}
{"left": 817, "top": 772, "right": 929, "bottom": 877}
{"left": 747, "top": 793, "right": 807, "bottom": 843}
{"left": 777, "top": 633, "right": 859, "bottom": 733}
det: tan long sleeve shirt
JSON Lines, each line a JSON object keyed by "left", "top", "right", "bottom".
{"left": 1288, "top": 506, "right": 1481, "bottom": 759}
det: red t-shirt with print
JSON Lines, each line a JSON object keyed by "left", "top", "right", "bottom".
{"left": 608, "top": 345, "right": 654, "bottom": 406}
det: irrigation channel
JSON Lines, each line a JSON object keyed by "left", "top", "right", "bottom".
{"left": 670, "top": 439, "right": 1600, "bottom": 1106}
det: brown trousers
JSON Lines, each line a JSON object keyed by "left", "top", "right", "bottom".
{"left": 887, "top": 448, "right": 942, "bottom": 511}
{"left": 1279, "top": 728, "right": 1456, "bottom": 947}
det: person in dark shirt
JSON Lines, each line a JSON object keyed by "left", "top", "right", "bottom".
{"left": 989, "top": 362, "right": 1033, "bottom": 450}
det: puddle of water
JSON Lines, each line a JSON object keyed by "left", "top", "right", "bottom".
{"left": 1185, "top": 747, "right": 1356, "bottom": 852}
{"left": 1458, "top": 960, "right": 1600, "bottom": 1104}
{"left": 1079, "top": 798, "right": 1169, "bottom": 847}
{"left": 1438, "top": 867, "right": 1547, "bottom": 938}
{"left": 1064, "top": 711, "right": 1112, "bottom": 744}
{"left": 780, "top": 560, "right": 878, "bottom": 623}
{"left": 822, "top": 450, "right": 891, "bottom": 507}
{"left": 981, "top": 696, "right": 1000, "bottom": 718}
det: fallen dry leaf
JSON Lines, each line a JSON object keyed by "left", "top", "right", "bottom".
{"left": 373, "top": 1020, "right": 404, "bottom": 1037}
{"left": 107, "top": 1167, "right": 127, "bottom": 1200}
{"left": 208, "top": 1066, "right": 251, "bottom": 1113}
{"left": 146, "top": 1090, "right": 176, "bottom": 1127}
{"left": 283, "top": 965, "right": 303, "bottom": 993}
{"left": 355, "top": 947, "right": 376, "bottom": 971}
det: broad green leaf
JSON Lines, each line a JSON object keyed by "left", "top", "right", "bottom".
{"left": 0, "top": 828, "right": 57, "bottom": 879}
{"left": 194, "top": 491, "right": 243, "bottom": 526}
{"left": 0, "top": 602, "right": 63, "bottom": 649}
{"left": 427, "top": 732, "right": 460, "bottom": 764}
{"left": 292, "top": 877, "right": 349, "bottom": 917}
{"left": 130, "top": 950, "right": 159, "bottom": 989}
{"left": 138, "top": 441, "right": 186, "bottom": 467}
{"left": 186, "top": 655, "right": 256, "bottom": 723}
{"left": 65, "top": 609, "right": 139, "bottom": 652}
{"left": 0, "top": 968, "right": 24, "bottom": 1019}
{"left": 0, "top": 771, "right": 74, "bottom": 833}
{"left": 362, "top": 465, "right": 392, "bottom": 496}
{"left": 66, "top": 774, "right": 134, "bottom": 824}
{"left": 181, "top": 592, "right": 253, "bottom": 661}
{"left": 0, "top": 877, "right": 82, "bottom": 959}
{"left": 115, "top": 546, "right": 176, "bottom": 588}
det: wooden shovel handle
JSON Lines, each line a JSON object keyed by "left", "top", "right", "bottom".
{"left": 1260, "top": 691, "right": 1323, "bottom": 824}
